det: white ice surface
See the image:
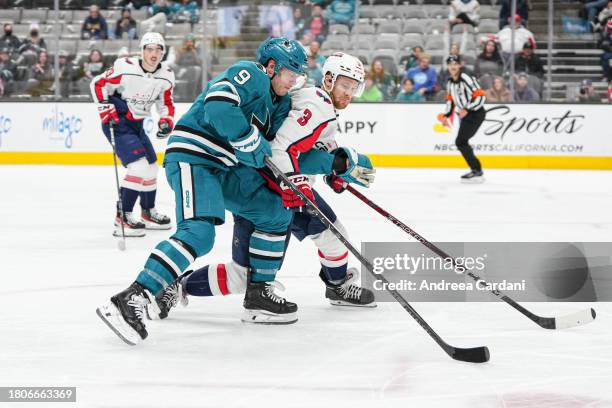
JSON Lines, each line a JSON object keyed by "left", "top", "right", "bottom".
{"left": 1, "top": 166, "right": 611, "bottom": 408}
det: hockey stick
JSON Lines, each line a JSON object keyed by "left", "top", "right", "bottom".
{"left": 109, "top": 124, "right": 126, "bottom": 251}
{"left": 266, "top": 158, "right": 489, "bottom": 363}
{"left": 346, "top": 185, "right": 597, "bottom": 330}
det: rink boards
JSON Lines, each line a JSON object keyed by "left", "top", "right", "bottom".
{"left": 0, "top": 102, "right": 611, "bottom": 169}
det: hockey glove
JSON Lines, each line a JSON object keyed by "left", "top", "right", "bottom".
{"left": 281, "top": 174, "right": 316, "bottom": 211}
{"left": 324, "top": 174, "right": 348, "bottom": 194}
{"left": 157, "top": 117, "right": 174, "bottom": 139}
{"left": 332, "top": 147, "right": 376, "bottom": 188}
{"left": 98, "top": 103, "right": 119, "bottom": 124}
{"left": 230, "top": 125, "right": 271, "bottom": 168}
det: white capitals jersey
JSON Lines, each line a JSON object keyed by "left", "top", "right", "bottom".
{"left": 90, "top": 56, "right": 175, "bottom": 120}
{"left": 270, "top": 86, "right": 339, "bottom": 176}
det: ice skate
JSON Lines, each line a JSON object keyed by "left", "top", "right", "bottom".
{"left": 323, "top": 268, "right": 376, "bottom": 307}
{"left": 147, "top": 274, "right": 189, "bottom": 320}
{"left": 114, "top": 211, "right": 146, "bottom": 237}
{"left": 96, "top": 282, "right": 154, "bottom": 345}
{"left": 242, "top": 280, "right": 298, "bottom": 325}
{"left": 460, "top": 170, "right": 485, "bottom": 184}
{"left": 141, "top": 208, "right": 172, "bottom": 230}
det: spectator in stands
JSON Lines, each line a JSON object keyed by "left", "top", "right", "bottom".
{"left": 299, "top": 31, "right": 315, "bottom": 47}
{"left": 81, "top": 49, "right": 106, "bottom": 80}
{"left": 600, "top": 18, "right": 612, "bottom": 80}
{"left": 0, "top": 47, "right": 17, "bottom": 96}
{"left": 27, "top": 50, "right": 54, "bottom": 97}
{"left": 143, "top": 0, "right": 175, "bottom": 34}
{"left": 356, "top": 73, "right": 383, "bottom": 102}
{"left": 513, "top": 72, "right": 539, "bottom": 102}
{"left": 499, "top": 0, "right": 529, "bottom": 29}
{"left": 18, "top": 23, "right": 47, "bottom": 56}
{"left": 149, "top": 0, "right": 174, "bottom": 19}
{"left": 174, "top": 34, "right": 202, "bottom": 67}
{"left": 114, "top": 8, "right": 138, "bottom": 40}
{"left": 449, "top": 0, "right": 481, "bottom": 28}
{"left": 401, "top": 46, "right": 424, "bottom": 72}
{"left": 584, "top": 0, "right": 608, "bottom": 28}
{"left": 578, "top": 78, "right": 600, "bottom": 102}
{"left": 58, "top": 50, "right": 80, "bottom": 98}
{"left": 309, "top": 41, "right": 326, "bottom": 66}
{"left": 81, "top": 5, "right": 109, "bottom": 40}
{"left": 608, "top": 79, "right": 612, "bottom": 101}
{"left": 474, "top": 39, "right": 503, "bottom": 77}
{"left": 305, "top": 5, "right": 328, "bottom": 42}
{"left": 0, "top": 23, "right": 21, "bottom": 56}
{"left": 405, "top": 53, "right": 438, "bottom": 97}
{"left": 514, "top": 41, "right": 544, "bottom": 78}
{"left": 305, "top": 48, "right": 323, "bottom": 87}
{"left": 485, "top": 76, "right": 513, "bottom": 102}
{"left": 593, "top": 0, "right": 612, "bottom": 32}
{"left": 497, "top": 15, "right": 535, "bottom": 57}
{"left": 326, "top": 0, "right": 355, "bottom": 27}
{"left": 172, "top": 0, "right": 200, "bottom": 24}
{"left": 395, "top": 78, "right": 425, "bottom": 102}
{"left": 370, "top": 59, "right": 396, "bottom": 101}
{"left": 293, "top": 7, "right": 306, "bottom": 39}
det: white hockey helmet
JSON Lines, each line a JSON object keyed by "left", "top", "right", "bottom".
{"left": 140, "top": 32, "right": 166, "bottom": 59}
{"left": 322, "top": 52, "right": 365, "bottom": 97}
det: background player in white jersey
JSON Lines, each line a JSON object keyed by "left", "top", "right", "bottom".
{"left": 150, "top": 53, "right": 377, "bottom": 320}
{"left": 90, "top": 32, "right": 175, "bottom": 237}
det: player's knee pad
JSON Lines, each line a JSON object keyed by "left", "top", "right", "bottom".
{"left": 122, "top": 157, "right": 158, "bottom": 192}
{"left": 172, "top": 218, "right": 215, "bottom": 258}
{"left": 254, "top": 206, "right": 293, "bottom": 233}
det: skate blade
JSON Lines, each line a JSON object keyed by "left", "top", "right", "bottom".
{"left": 329, "top": 299, "right": 378, "bottom": 308}
{"left": 241, "top": 309, "right": 298, "bottom": 325}
{"left": 461, "top": 177, "right": 485, "bottom": 184}
{"left": 113, "top": 228, "right": 146, "bottom": 237}
{"left": 96, "top": 304, "right": 142, "bottom": 346}
{"left": 142, "top": 220, "right": 172, "bottom": 230}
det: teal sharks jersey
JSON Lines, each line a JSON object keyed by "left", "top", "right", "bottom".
{"left": 164, "top": 61, "right": 291, "bottom": 169}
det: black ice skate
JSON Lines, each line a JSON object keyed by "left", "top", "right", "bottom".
{"left": 323, "top": 268, "right": 376, "bottom": 307}
{"left": 460, "top": 170, "right": 485, "bottom": 184}
{"left": 141, "top": 208, "right": 172, "bottom": 230}
{"left": 96, "top": 282, "right": 153, "bottom": 345}
{"left": 242, "top": 280, "right": 298, "bottom": 325}
{"left": 147, "top": 273, "right": 190, "bottom": 320}
{"left": 114, "top": 211, "right": 146, "bottom": 237}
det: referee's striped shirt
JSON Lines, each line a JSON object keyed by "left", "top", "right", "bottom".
{"left": 443, "top": 72, "right": 486, "bottom": 117}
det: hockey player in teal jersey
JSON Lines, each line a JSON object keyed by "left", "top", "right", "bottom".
{"left": 96, "top": 37, "right": 308, "bottom": 345}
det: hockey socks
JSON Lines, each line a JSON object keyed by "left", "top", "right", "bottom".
{"left": 183, "top": 262, "right": 248, "bottom": 296}
{"left": 137, "top": 238, "right": 197, "bottom": 296}
{"left": 140, "top": 190, "right": 156, "bottom": 210}
{"left": 120, "top": 187, "right": 139, "bottom": 213}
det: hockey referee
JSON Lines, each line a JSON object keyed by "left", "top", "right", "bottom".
{"left": 441, "top": 55, "right": 486, "bottom": 183}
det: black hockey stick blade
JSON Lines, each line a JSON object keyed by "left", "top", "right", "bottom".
{"left": 446, "top": 345, "right": 490, "bottom": 363}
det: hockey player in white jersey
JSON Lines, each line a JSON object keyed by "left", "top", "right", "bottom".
{"left": 150, "top": 52, "right": 377, "bottom": 320}
{"left": 90, "top": 32, "right": 175, "bottom": 237}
